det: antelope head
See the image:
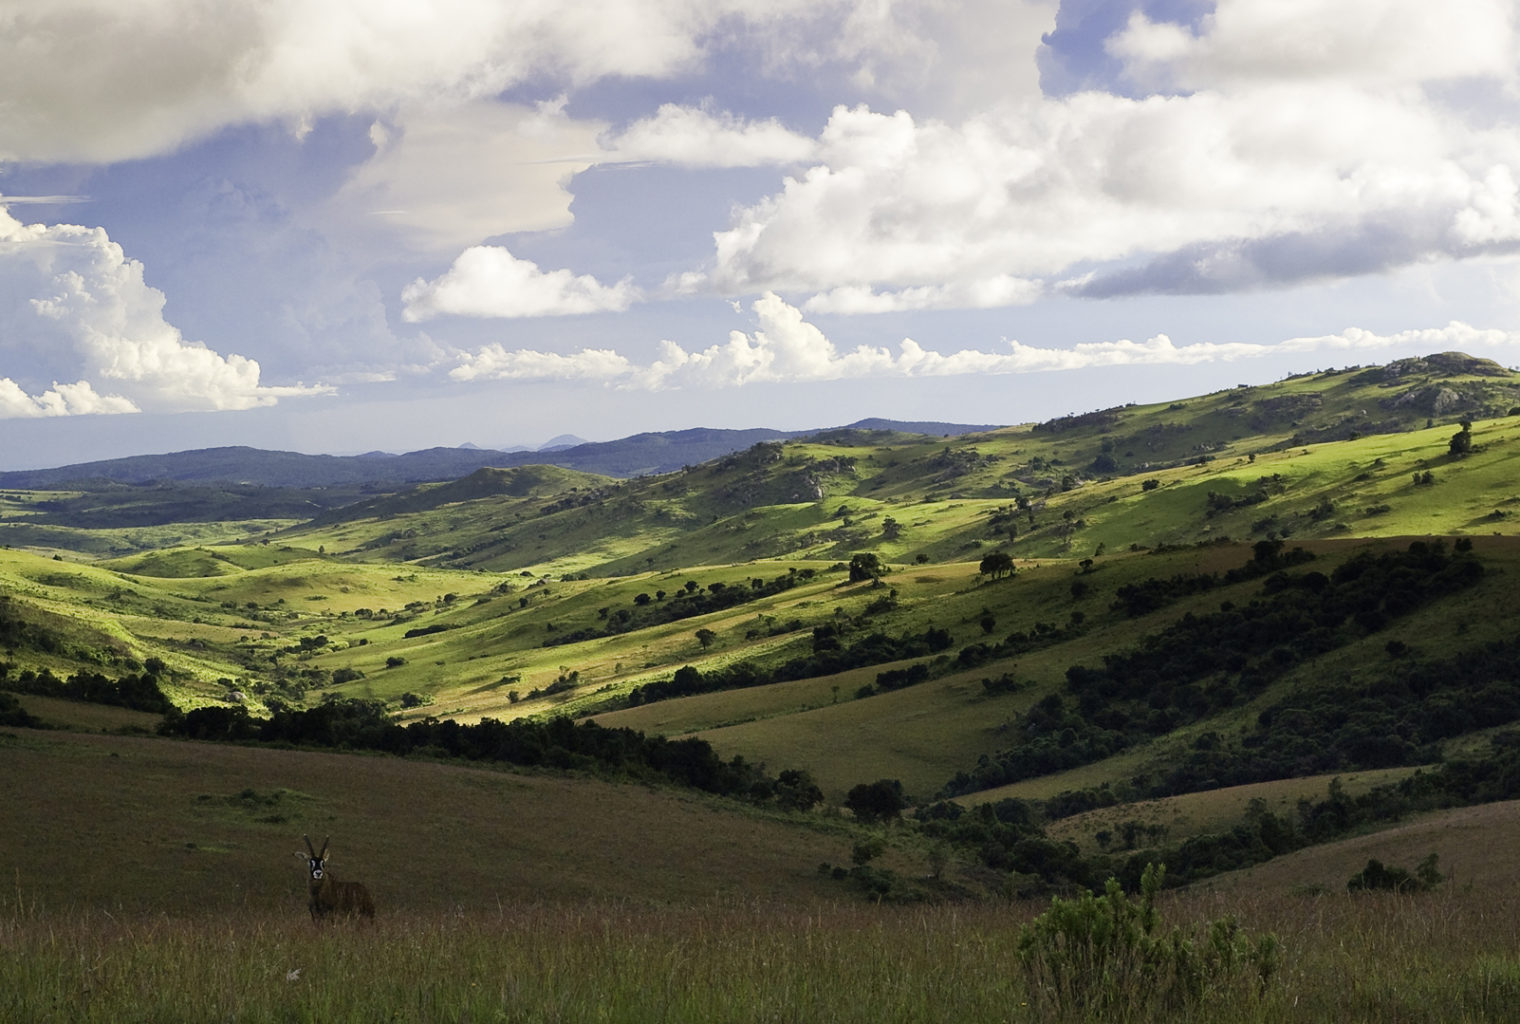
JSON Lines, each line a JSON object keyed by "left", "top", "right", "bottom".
{"left": 303, "top": 834, "right": 330, "bottom": 882}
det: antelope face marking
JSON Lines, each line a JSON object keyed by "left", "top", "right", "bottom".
{"left": 308, "top": 858, "right": 325, "bottom": 881}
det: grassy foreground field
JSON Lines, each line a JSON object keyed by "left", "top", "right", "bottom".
{"left": 0, "top": 729, "right": 869, "bottom": 913}
{"left": 6, "top": 889, "right": 1520, "bottom": 1022}
{"left": 7, "top": 727, "right": 1520, "bottom": 1022}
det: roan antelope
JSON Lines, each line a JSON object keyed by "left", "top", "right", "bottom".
{"left": 302, "top": 834, "right": 375, "bottom": 921}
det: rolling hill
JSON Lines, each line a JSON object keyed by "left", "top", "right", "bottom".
{"left": 6, "top": 350, "right": 1520, "bottom": 907}
{"left": 0, "top": 419, "right": 1000, "bottom": 490}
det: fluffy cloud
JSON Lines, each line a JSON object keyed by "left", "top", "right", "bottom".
{"left": 449, "top": 346, "right": 631, "bottom": 383}
{"left": 683, "top": 3, "right": 1520, "bottom": 307}
{"left": 0, "top": 378, "right": 137, "bottom": 419}
{"left": 1110, "top": 0, "right": 1519, "bottom": 92}
{"left": 0, "top": 207, "right": 329, "bottom": 418}
{"left": 402, "top": 246, "right": 640, "bottom": 321}
{"left": 696, "top": 95, "right": 1520, "bottom": 301}
{"left": 603, "top": 105, "right": 817, "bottom": 168}
{"left": 0, "top": 0, "right": 996, "bottom": 164}
{"left": 633, "top": 292, "right": 898, "bottom": 387}
{"left": 449, "top": 293, "right": 1520, "bottom": 391}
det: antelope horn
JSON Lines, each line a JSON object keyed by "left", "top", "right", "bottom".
{"left": 303, "top": 834, "right": 316, "bottom": 857}
{"left": 319, "top": 836, "right": 330, "bottom": 859}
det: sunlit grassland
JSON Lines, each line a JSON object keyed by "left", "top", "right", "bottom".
{"left": 0, "top": 501, "right": 299, "bottom": 559}
{"left": 595, "top": 547, "right": 1322, "bottom": 796}
{"left": 7, "top": 887, "right": 1520, "bottom": 1023}
{"left": 10, "top": 527, "right": 1520, "bottom": 800}
{"left": 640, "top": 536, "right": 1520, "bottom": 802}
{"left": 174, "top": 556, "right": 495, "bottom": 616}
{"left": 5, "top": 371, "right": 1520, "bottom": 789}
{"left": 320, "top": 560, "right": 859, "bottom": 716}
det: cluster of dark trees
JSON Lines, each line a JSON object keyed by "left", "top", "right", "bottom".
{"left": 542, "top": 567, "right": 819, "bottom": 648}
{"left": 1122, "top": 735, "right": 1520, "bottom": 887}
{"left": 624, "top": 623, "right": 955, "bottom": 707}
{"left": 0, "top": 662, "right": 173, "bottom": 714}
{"left": 912, "top": 729, "right": 1520, "bottom": 895}
{"left": 1144, "top": 636, "right": 1520, "bottom": 796}
{"left": 1109, "top": 538, "right": 1314, "bottom": 618}
{"left": 0, "top": 691, "right": 41, "bottom": 728}
{"left": 953, "top": 616, "right": 1080, "bottom": 671}
{"left": 158, "top": 696, "right": 820, "bottom": 809}
{"left": 915, "top": 799, "right": 1104, "bottom": 895}
{"left": 943, "top": 540, "right": 1485, "bottom": 797}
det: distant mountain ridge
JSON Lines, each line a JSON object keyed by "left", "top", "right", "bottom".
{"left": 0, "top": 419, "right": 1001, "bottom": 489}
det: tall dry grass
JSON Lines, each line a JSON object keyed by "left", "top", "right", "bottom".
{"left": 5, "top": 886, "right": 1520, "bottom": 1023}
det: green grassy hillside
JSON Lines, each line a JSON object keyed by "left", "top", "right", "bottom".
{"left": 6, "top": 351, "right": 1520, "bottom": 909}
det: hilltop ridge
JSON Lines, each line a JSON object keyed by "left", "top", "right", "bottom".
{"left": 0, "top": 419, "right": 1001, "bottom": 489}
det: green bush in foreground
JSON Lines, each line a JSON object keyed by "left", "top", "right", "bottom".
{"left": 1017, "top": 864, "right": 1280, "bottom": 1023}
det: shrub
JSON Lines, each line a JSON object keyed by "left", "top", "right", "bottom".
{"left": 846, "top": 779, "right": 907, "bottom": 823}
{"left": 1017, "top": 864, "right": 1279, "bottom": 1022}
{"left": 1348, "top": 853, "right": 1443, "bottom": 893}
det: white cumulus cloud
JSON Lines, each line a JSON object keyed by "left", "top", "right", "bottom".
{"left": 0, "top": 206, "right": 329, "bottom": 418}
{"left": 1110, "top": 0, "right": 1519, "bottom": 92}
{"left": 448, "top": 295, "right": 1520, "bottom": 392}
{"left": 0, "top": 378, "right": 137, "bottom": 419}
{"left": 690, "top": 80, "right": 1520, "bottom": 304}
{"left": 678, "top": 2, "right": 1520, "bottom": 309}
{"left": 633, "top": 292, "right": 898, "bottom": 388}
{"left": 449, "top": 346, "right": 632, "bottom": 383}
{"left": 0, "top": 0, "right": 1005, "bottom": 164}
{"left": 402, "top": 246, "right": 640, "bottom": 321}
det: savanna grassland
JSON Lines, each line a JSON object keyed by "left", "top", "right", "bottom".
{"left": 9, "top": 889, "right": 1520, "bottom": 1023}
{"left": 8, "top": 352, "right": 1520, "bottom": 1020}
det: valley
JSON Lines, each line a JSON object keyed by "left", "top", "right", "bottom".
{"left": 6, "top": 352, "right": 1520, "bottom": 1019}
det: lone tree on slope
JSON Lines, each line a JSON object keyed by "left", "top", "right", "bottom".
{"left": 979, "top": 551, "right": 1015, "bottom": 580}
{"left": 849, "top": 552, "right": 887, "bottom": 585}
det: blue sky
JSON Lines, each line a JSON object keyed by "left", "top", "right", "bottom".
{"left": 2, "top": 0, "right": 1519, "bottom": 469}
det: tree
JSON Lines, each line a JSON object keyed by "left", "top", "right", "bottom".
{"left": 848, "top": 552, "right": 886, "bottom": 585}
{"left": 1449, "top": 420, "right": 1473, "bottom": 457}
{"left": 881, "top": 516, "right": 902, "bottom": 541}
{"left": 775, "top": 769, "right": 824, "bottom": 811}
{"left": 846, "top": 778, "right": 907, "bottom": 823}
{"left": 695, "top": 628, "right": 718, "bottom": 651}
{"left": 979, "top": 551, "right": 1015, "bottom": 580}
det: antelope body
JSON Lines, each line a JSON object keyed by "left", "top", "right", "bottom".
{"left": 303, "top": 834, "right": 375, "bottom": 921}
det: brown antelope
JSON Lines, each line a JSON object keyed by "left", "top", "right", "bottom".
{"left": 302, "top": 834, "right": 375, "bottom": 921}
